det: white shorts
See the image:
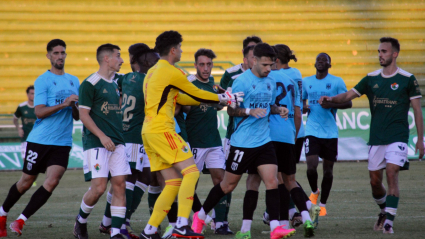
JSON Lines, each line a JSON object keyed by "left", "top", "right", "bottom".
{"left": 83, "top": 144, "right": 131, "bottom": 181}
{"left": 125, "top": 143, "right": 151, "bottom": 172}
{"left": 223, "top": 138, "right": 231, "bottom": 160}
{"left": 21, "top": 142, "right": 27, "bottom": 160}
{"left": 192, "top": 146, "right": 226, "bottom": 171}
{"left": 368, "top": 142, "right": 409, "bottom": 171}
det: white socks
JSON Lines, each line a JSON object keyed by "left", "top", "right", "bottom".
{"left": 176, "top": 217, "right": 188, "bottom": 227}
{"left": 241, "top": 219, "right": 252, "bottom": 233}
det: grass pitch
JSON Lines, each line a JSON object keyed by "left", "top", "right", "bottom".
{"left": 0, "top": 161, "right": 424, "bottom": 239}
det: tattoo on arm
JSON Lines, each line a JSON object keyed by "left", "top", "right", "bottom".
{"left": 227, "top": 106, "right": 248, "bottom": 117}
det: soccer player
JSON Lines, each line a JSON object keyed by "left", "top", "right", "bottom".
{"left": 319, "top": 37, "right": 424, "bottom": 234}
{"left": 185, "top": 48, "right": 232, "bottom": 235}
{"left": 220, "top": 36, "right": 261, "bottom": 159}
{"left": 13, "top": 85, "right": 36, "bottom": 161}
{"left": 192, "top": 43, "right": 295, "bottom": 239}
{"left": 240, "top": 44, "right": 316, "bottom": 238}
{"left": 73, "top": 44, "right": 131, "bottom": 239}
{"left": 302, "top": 53, "right": 352, "bottom": 216}
{"left": 140, "top": 30, "right": 243, "bottom": 239}
{"left": 0, "top": 39, "right": 79, "bottom": 237}
{"left": 275, "top": 45, "right": 305, "bottom": 163}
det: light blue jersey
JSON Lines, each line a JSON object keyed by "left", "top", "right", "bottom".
{"left": 230, "top": 69, "right": 276, "bottom": 148}
{"left": 302, "top": 73, "right": 347, "bottom": 139}
{"left": 27, "top": 70, "right": 80, "bottom": 146}
{"left": 281, "top": 67, "right": 305, "bottom": 138}
{"left": 174, "top": 118, "right": 181, "bottom": 134}
{"left": 269, "top": 70, "right": 300, "bottom": 144}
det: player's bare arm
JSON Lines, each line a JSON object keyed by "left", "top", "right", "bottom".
{"left": 34, "top": 94, "right": 78, "bottom": 119}
{"left": 294, "top": 106, "right": 301, "bottom": 138}
{"left": 13, "top": 117, "right": 24, "bottom": 138}
{"left": 271, "top": 104, "right": 289, "bottom": 119}
{"left": 71, "top": 102, "right": 79, "bottom": 121}
{"left": 79, "top": 108, "right": 115, "bottom": 152}
{"left": 303, "top": 99, "right": 309, "bottom": 114}
{"left": 411, "top": 98, "right": 424, "bottom": 159}
{"left": 319, "top": 90, "right": 358, "bottom": 104}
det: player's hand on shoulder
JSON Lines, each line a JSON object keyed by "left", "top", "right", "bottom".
{"left": 319, "top": 96, "right": 332, "bottom": 109}
{"left": 279, "top": 107, "right": 289, "bottom": 120}
{"left": 249, "top": 108, "right": 267, "bottom": 119}
{"left": 63, "top": 94, "right": 79, "bottom": 107}
{"left": 100, "top": 135, "right": 115, "bottom": 152}
{"left": 218, "top": 90, "right": 244, "bottom": 109}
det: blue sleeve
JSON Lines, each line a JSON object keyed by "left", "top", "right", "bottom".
{"left": 302, "top": 78, "right": 308, "bottom": 100}
{"left": 294, "top": 83, "right": 301, "bottom": 107}
{"left": 337, "top": 77, "right": 348, "bottom": 94}
{"left": 232, "top": 77, "right": 247, "bottom": 108}
{"left": 74, "top": 76, "right": 80, "bottom": 93}
{"left": 34, "top": 76, "right": 48, "bottom": 106}
{"left": 174, "top": 118, "right": 181, "bottom": 133}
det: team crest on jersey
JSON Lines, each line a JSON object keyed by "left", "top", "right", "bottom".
{"left": 326, "top": 83, "right": 331, "bottom": 90}
{"left": 267, "top": 83, "right": 271, "bottom": 91}
{"left": 94, "top": 163, "right": 101, "bottom": 172}
{"left": 181, "top": 145, "right": 189, "bottom": 153}
{"left": 116, "top": 89, "right": 120, "bottom": 96}
{"left": 213, "top": 85, "right": 219, "bottom": 92}
{"left": 70, "top": 80, "right": 74, "bottom": 87}
{"left": 391, "top": 83, "right": 399, "bottom": 90}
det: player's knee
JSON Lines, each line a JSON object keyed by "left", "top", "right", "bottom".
{"left": 221, "top": 182, "right": 237, "bottom": 194}
{"left": 306, "top": 168, "right": 317, "bottom": 176}
{"left": 369, "top": 178, "right": 381, "bottom": 188}
{"left": 323, "top": 171, "right": 333, "bottom": 178}
{"left": 263, "top": 176, "right": 279, "bottom": 190}
{"left": 91, "top": 184, "right": 107, "bottom": 197}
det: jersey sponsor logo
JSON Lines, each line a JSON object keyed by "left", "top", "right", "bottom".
{"left": 373, "top": 96, "right": 397, "bottom": 108}
{"left": 373, "top": 84, "right": 379, "bottom": 89}
{"left": 94, "top": 163, "right": 101, "bottom": 172}
{"left": 249, "top": 102, "right": 270, "bottom": 108}
{"left": 103, "top": 89, "right": 108, "bottom": 93}
{"left": 101, "top": 102, "right": 120, "bottom": 115}
{"left": 23, "top": 118, "right": 36, "bottom": 124}
{"left": 391, "top": 83, "right": 399, "bottom": 90}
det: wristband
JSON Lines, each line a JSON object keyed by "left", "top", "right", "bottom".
{"left": 245, "top": 108, "right": 251, "bottom": 115}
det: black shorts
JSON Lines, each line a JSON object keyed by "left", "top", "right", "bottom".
{"left": 23, "top": 142, "right": 71, "bottom": 175}
{"left": 226, "top": 142, "right": 277, "bottom": 175}
{"left": 295, "top": 137, "right": 305, "bottom": 164}
{"left": 273, "top": 141, "right": 296, "bottom": 175}
{"left": 305, "top": 136, "right": 338, "bottom": 162}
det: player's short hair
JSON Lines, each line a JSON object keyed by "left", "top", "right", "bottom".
{"left": 154, "top": 30, "right": 183, "bottom": 57}
{"left": 26, "top": 85, "right": 34, "bottom": 94}
{"left": 243, "top": 36, "right": 262, "bottom": 49}
{"left": 96, "top": 43, "right": 121, "bottom": 64}
{"left": 128, "top": 43, "right": 151, "bottom": 64}
{"left": 380, "top": 37, "right": 400, "bottom": 52}
{"left": 243, "top": 45, "right": 255, "bottom": 58}
{"left": 194, "top": 48, "right": 216, "bottom": 62}
{"left": 253, "top": 43, "right": 276, "bottom": 60}
{"left": 46, "top": 39, "right": 66, "bottom": 52}
{"left": 317, "top": 52, "right": 331, "bottom": 64}
{"left": 274, "top": 44, "right": 297, "bottom": 64}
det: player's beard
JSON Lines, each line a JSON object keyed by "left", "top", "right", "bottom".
{"left": 196, "top": 69, "right": 209, "bottom": 81}
{"left": 52, "top": 60, "right": 64, "bottom": 70}
{"left": 379, "top": 57, "right": 392, "bottom": 67}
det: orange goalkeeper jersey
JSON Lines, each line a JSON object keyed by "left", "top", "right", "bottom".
{"left": 143, "top": 59, "right": 219, "bottom": 134}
